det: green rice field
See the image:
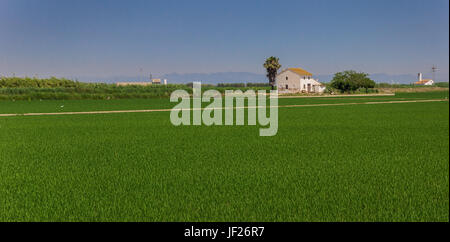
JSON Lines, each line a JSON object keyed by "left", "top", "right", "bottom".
{"left": 0, "top": 91, "right": 448, "bottom": 221}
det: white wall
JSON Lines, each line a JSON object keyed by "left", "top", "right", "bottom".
{"left": 276, "top": 70, "right": 302, "bottom": 90}
{"left": 276, "top": 70, "right": 325, "bottom": 93}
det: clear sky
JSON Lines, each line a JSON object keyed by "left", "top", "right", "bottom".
{"left": 0, "top": 0, "right": 448, "bottom": 81}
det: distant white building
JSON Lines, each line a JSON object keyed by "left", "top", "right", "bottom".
{"left": 116, "top": 78, "right": 168, "bottom": 86}
{"left": 116, "top": 82, "right": 151, "bottom": 86}
{"left": 414, "top": 73, "right": 434, "bottom": 86}
{"left": 276, "top": 67, "right": 325, "bottom": 93}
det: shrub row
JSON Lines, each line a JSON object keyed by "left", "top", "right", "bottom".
{"left": 0, "top": 77, "right": 272, "bottom": 100}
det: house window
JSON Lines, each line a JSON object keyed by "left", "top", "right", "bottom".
{"left": 286, "top": 76, "right": 288, "bottom": 80}
{"left": 286, "top": 84, "right": 289, "bottom": 89}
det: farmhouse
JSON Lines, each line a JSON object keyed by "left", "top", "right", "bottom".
{"left": 276, "top": 67, "right": 325, "bottom": 93}
{"left": 414, "top": 73, "right": 434, "bottom": 85}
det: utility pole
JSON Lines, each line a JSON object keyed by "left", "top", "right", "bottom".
{"left": 432, "top": 65, "right": 439, "bottom": 81}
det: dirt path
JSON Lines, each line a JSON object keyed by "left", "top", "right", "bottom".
{"left": 277, "top": 93, "right": 396, "bottom": 98}
{"left": 0, "top": 99, "right": 447, "bottom": 117}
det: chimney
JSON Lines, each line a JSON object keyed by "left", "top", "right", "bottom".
{"left": 418, "top": 73, "right": 422, "bottom": 82}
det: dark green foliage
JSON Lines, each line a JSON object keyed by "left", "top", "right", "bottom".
{"left": 0, "top": 76, "right": 79, "bottom": 88}
{"left": 330, "top": 70, "right": 376, "bottom": 93}
{"left": 0, "top": 77, "right": 270, "bottom": 100}
{"left": 435, "top": 82, "right": 449, "bottom": 88}
{"left": 263, "top": 56, "right": 281, "bottom": 90}
{"left": 217, "top": 83, "right": 245, "bottom": 87}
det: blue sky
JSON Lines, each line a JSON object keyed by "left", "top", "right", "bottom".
{"left": 0, "top": 0, "right": 448, "bottom": 81}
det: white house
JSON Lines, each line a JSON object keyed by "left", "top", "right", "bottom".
{"left": 414, "top": 73, "right": 434, "bottom": 86}
{"left": 276, "top": 67, "right": 325, "bottom": 93}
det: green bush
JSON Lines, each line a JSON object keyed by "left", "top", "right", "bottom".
{"left": 330, "top": 71, "right": 376, "bottom": 93}
{"left": 435, "top": 82, "right": 449, "bottom": 88}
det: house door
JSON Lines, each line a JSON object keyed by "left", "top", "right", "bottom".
{"left": 307, "top": 83, "right": 311, "bottom": 92}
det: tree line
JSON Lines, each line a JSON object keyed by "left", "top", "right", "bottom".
{"left": 0, "top": 77, "right": 272, "bottom": 100}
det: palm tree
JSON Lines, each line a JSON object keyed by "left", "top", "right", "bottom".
{"left": 263, "top": 57, "right": 281, "bottom": 90}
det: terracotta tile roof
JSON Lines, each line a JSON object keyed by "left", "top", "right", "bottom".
{"left": 288, "top": 68, "right": 313, "bottom": 76}
{"left": 414, "top": 79, "right": 432, "bottom": 84}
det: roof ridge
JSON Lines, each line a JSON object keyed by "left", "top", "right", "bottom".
{"left": 287, "top": 67, "right": 313, "bottom": 76}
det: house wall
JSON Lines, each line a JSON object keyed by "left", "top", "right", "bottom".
{"left": 276, "top": 70, "right": 302, "bottom": 90}
{"left": 300, "top": 78, "right": 325, "bottom": 93}
{"left": 276, "top": 70, "right": 325, "bottom": 93}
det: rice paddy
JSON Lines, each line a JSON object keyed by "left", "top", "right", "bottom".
{"left": 0, "top": 91, "right": 448, "bottom": 221}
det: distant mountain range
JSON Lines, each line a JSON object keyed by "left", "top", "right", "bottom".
{"left": 76, "top": 72, "right": 448, "bottom": 84}
{"left": 161, "top": 72, "right": 266, "bottom": 84}
{"left": 76, "top": 72, "right": 267, "bottom": 84}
